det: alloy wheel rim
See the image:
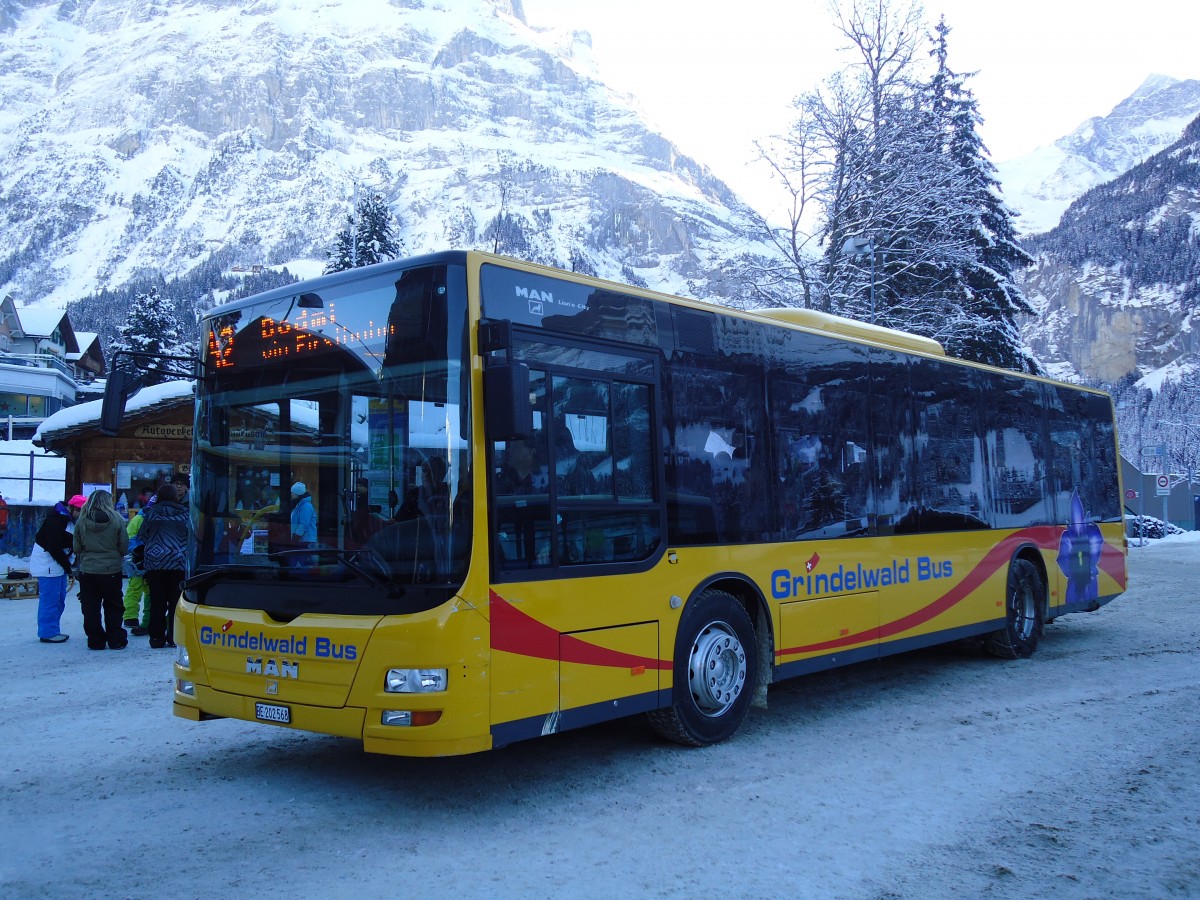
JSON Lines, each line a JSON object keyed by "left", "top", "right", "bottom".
{"left": 687, "top": 622, "right": 747, "bottom": 716}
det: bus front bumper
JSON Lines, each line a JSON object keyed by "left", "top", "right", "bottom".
{"left": 173, "top": 684, "right": 492, "bottom": 757}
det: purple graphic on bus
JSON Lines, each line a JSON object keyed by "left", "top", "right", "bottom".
{"left": 1057, "top": 491, "right": 1104, "bottom": 607}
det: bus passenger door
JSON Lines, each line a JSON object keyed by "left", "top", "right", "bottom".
{"left": 485, "top": 336, "right": 665, "bottom": 743}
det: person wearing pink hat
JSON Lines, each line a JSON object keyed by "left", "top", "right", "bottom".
{"left": 31, "top": 494, "right": 86, "bottom": 643}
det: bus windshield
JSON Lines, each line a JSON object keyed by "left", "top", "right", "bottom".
{"left": 190, "top": 260, "right": 472, "bottom": 615}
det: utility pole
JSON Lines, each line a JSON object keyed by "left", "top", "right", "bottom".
{"left": 840, "top": 235, "right": 876, "bottom": 324}
{"left": 351, "top": 180, "right": 359, "bottom": 268}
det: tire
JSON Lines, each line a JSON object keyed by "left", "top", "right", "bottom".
{"left": 984, "top": 558, "right": 1044, "bottom": 659}
{"left": 647, "top": 589, "right": 758, "bottom": 747}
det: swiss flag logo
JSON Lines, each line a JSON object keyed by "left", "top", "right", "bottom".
{"left": 805, "top": 552, "right": 820, "bottom": 573}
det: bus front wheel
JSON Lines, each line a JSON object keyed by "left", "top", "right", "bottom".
{"left": 648, "top": 589, "right": 758, "bottom": 747}
{"left": 985, "top": 558, "right": 1044, "bottom": 659}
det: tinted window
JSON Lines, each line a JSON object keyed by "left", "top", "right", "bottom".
{"left": 1047, "top": 386, "right": 1121, "bottom": 523}
{"left": 667, "top": 364, "right": 768, "bottom": 544}
{"left": 768, "top": 333, "right": 870, "bottom": 540}
{"left": 869, "top": 350, "right": 916, "bottom": 535}
{"left": 980, "top": 373, "right": 1053, "bottom": 527}
{"left": 480, "top": 264, "right": 659, "bottom": 347}
{"left": 908, "top": 358, "right": 988, "bottom": 531}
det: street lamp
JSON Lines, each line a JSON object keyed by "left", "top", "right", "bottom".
{"left": 841, "top": 235, "right": 875, "bottom": 323}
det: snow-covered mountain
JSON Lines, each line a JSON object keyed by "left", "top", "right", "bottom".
{"left": 998, "top": 75, "right": 1200, "bottom": 235}
{"left": 0, "top": 0, "right": 778, "bottom": 310}
{"left": 1017, "top": 112, "right": 1200, "bottom": 388}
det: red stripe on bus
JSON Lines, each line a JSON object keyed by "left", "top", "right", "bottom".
{"left": 1098, "top": 542, "right": 1127, "bottom": 588}
{"left": 490, "top": 591, "right": 671, "bottom": 670}
{"left": 779, "top": 527, "right": 1061, "bottom": 657}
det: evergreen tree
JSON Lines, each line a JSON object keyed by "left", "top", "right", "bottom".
{"left": 324, "top": 214, "right": 357, "bottom": 274}
{"left": 355, "top": 193, "right": 401, "bottom": 266}
{"left": 107, "top": 288, "right": 194, "bottom": 385}
{"left": 922, "top": 17, "right": 1036, "bottom": 371}
{"left": 324, "top": 193, "right": 402, "bottom": 274}
{"left": 482, "top": 212, "right": 531, "bottom": 257}
{"left": 811, "top": 0, "right": 981, "bottom": 330}
{"left": 757, "top": 1, "right": 1040, "bottom": 373}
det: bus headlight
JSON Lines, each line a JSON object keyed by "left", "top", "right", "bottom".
{"left": 385, "top": 668, "right": 448, "bottom": 693}
{"left": 176, "top": 644, "right": 190, "bottom": 668}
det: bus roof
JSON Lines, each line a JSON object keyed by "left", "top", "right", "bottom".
{"left": 752, "top": 307, "right": 946, "bottom": 357}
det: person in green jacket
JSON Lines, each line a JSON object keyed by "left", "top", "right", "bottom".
{"left": 122, "top": 497, "right": 152, "bottom": 636}
{"left": 73, "top": 490, "right": 130, "bottom": 651}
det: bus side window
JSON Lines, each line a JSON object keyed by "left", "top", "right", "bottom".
{"left": 493, "top": 369, "right": 552, "bottom": 569}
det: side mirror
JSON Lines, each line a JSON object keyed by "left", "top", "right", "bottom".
{"left": 483, "top": 362, "right": 532, "bottom": 441}
{"left": 99, "top": 367, "right": 138, "bottom": 436}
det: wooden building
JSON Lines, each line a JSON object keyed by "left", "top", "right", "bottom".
{"left": 33, "top": 381, "right": 194, "bottom": 506}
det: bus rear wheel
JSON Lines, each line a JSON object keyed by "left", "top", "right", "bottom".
{"left": 648, "top": 589, "right": 757, "bottom": 747}
{"left": 985, "top": 558, "right": 1044, "bottom": 659}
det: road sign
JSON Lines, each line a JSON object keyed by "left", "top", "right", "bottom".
{"left": 1125, "top": 489, "right": 1138, "bottom": 500}
{"left": 1156, "top": 474, "right": 1170, "bottom": 496}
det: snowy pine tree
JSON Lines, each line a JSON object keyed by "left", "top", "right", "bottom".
{"left": 324, "top": 193, "right": 402, "bottom": 274}
{"left": 759, "top": 1, "right": 1038, "bottom": 373}
{"left": 812, "top": 0, "right": 978, "bottom": 328}
{"left": 483, "top": 212, "right": 532, "bottom": 257}
{"left": 107, "top": 288, "right": 195, "bottom": 385}
{"left": 355, "top": 193, "right": 401, "bottom": 267}
{"left": 324, "top": 215, "right": 358, "bottom": 274}
{"left": 922, "top": 17, "right": 1036, "bottom": 372}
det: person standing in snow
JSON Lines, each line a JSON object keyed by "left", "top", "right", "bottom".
{"left": 73, "top": 490, "right": 130, "bottom": 651}
{"left": 0, "top": 489, "right": 9, "bottom": 553}
{"left": 31, "top": 494, "right": 85, "bottom": 644}
{"left": 122, "top": 495, "right": 154, "bottom": 636}
{"left": 140, "top": 482, "right": 190, "bottom": 649}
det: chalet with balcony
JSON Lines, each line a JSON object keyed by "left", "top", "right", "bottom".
{"left": 0, "top": 295, "right": 101, "bottom": 439}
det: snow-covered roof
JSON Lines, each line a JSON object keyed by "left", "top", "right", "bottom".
{"left": 71, "top": 331, "right": 100, "bottom": 353}
{"left": 15, "top": 305, "right": 69, "bottom": 337}
{"left": 33, "top": 380, "right": 194, "bottom": 446}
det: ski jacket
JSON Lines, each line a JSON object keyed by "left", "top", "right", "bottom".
{"left": 290, "top": 494, "right": 317, "bottom": 545}
{"left": 141, "top": 499, "right": 190, "bottom": 572}
{"left": 31, "top": 503, "right": 74, "bottom": 577}
{"left": 73, "top": 507, "right": 129, "bottom": 575}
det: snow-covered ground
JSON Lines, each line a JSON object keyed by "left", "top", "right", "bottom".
{"left": 1, "top": 535, "right": 1197, "bottom": 898}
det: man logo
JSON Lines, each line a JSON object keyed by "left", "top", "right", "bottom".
{"left": 266, "top": 681, "right": 279, "bottom": 695}
{"left": 515, "top": 285, "right": 553, "bottom": 303}
{"left": 246, "top": 657, "right": 299, "bottom": 679}
{"left": 528, "top": 299, "right": 544, "bottom": 316}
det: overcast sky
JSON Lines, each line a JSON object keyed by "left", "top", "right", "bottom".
{"left": 520, "top": 0, "right": 1200, "bottom": 212}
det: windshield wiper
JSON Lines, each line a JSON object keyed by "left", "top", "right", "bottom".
{"left": 267, "top": 548, "right": 396, "bottom": 592}
{"left": 182, "top": 564, "right": 277, "bottom": 592}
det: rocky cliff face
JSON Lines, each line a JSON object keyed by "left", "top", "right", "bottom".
{"left": 0, "top": 0, "right": 777, "bottom": 308}
{"left": 1020, "top": 258, "right": 1199, "bottom": 383}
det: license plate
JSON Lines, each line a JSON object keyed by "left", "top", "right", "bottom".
{"left": 255, "top": 702, "right": 291, "bottom": 724}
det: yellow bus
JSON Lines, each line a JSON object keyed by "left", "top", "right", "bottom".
{"left": 173, "top": 251, "right": 1128, "bottom": 756}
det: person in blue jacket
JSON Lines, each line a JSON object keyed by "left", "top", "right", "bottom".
{"left": 289, "top": 482, "right": 317, "bottom": 548}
